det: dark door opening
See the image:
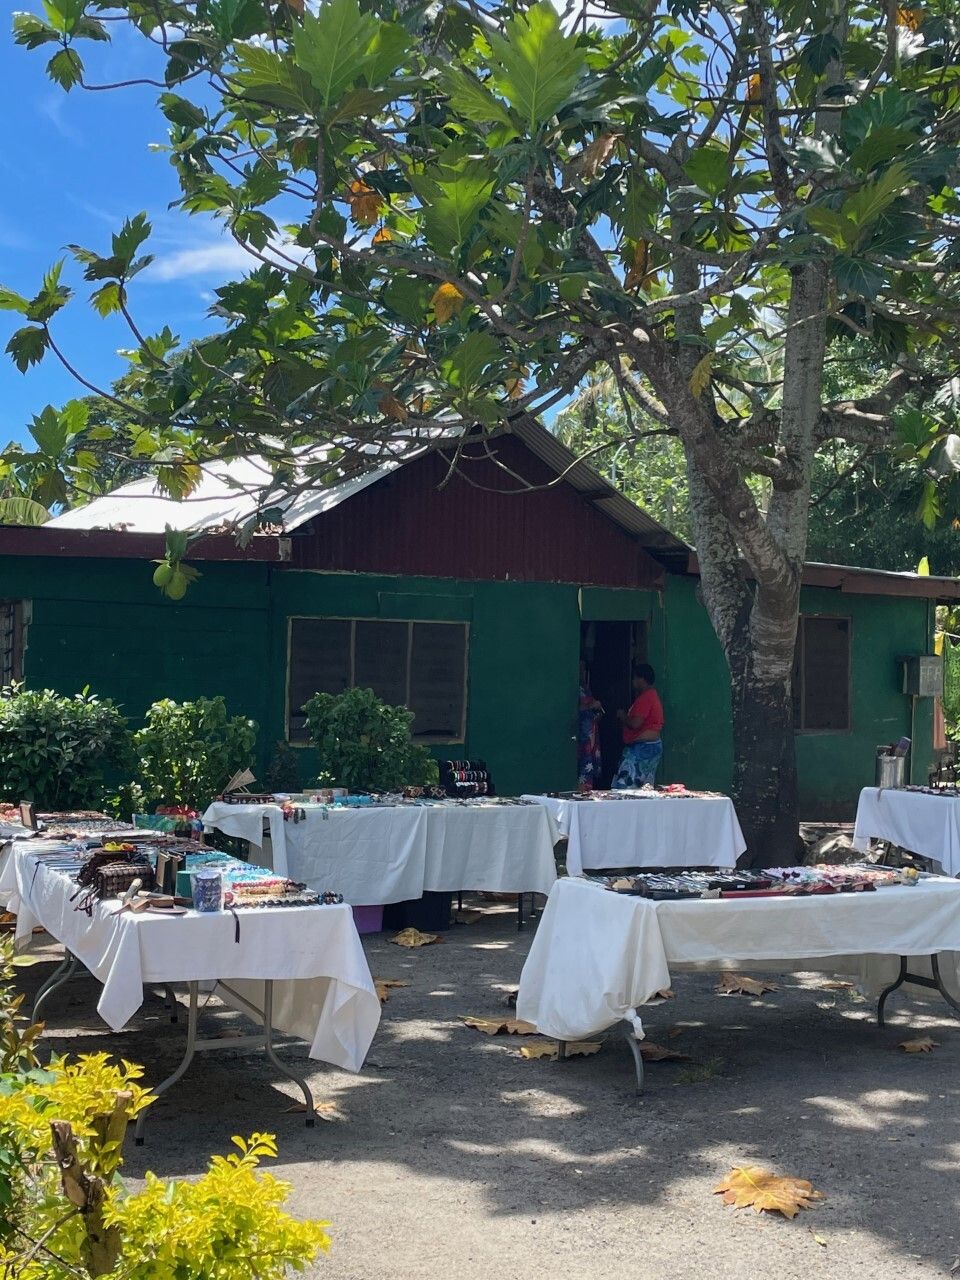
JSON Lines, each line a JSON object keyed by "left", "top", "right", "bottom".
{"left": 580, "top": 621, "right": 647, "bottom": 789}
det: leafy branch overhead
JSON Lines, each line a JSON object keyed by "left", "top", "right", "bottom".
{"left": 7, "top": 0, "right": 960, "bottom": 859}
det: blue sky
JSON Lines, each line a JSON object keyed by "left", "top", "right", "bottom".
{"left": 0, "top": 12, "right": 246, "bottom": 446}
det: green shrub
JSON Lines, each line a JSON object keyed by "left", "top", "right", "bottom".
{"left": 133, "top": 697, "right": 257, "bottom": 811}
{"left": 264, "top": 739, "right": 303, "bottom": 793}
{"left": 303, "top": 687, "right": 437, "bottom": 793}
{"left": 0, "top": 935, "right": 331, "bottom": 1279}
{"left": 0, "top": 684, "right": 129, "bottom": 809}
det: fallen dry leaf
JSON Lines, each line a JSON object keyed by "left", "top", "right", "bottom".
{"left": 520, "top": 1040, "right": 602, "bottom": 1060}
{"left": 453, "top": 908, "right": 485, "bottom": 925}
{"left": 810, "top": 1230, "right": 828, "bottom": 1247}
{"left": 667, "top": 1025, "right": 685, "bottom": 1039}
{"left": 714, "top": 1166, "right": 824, "bottom": 1218}
{"left": 639, "top": 1041, "right": 691, "bottom": 1062}
{"left": 656, "top": 988, "right": 676, "bottom": 1000}
{"left": 284, "top": 1100, "right": 342, "bottom": 1121}
{"left": 715, "top": 972, "right": 779, "bottom": 997}
{"left": 374, "top": 978, "right": 410, "bottom": 1004}
{"left": 821, "top": 980, "right": 854, "bottom": 990}
{"left": 897, "top": 1035, "right": 941, "bottom": 1053}
{"left": 461, "top": 1015, "right": 537, "bottom": 1036}
{"left": 391, "top": 928, "right": 442, "bottom": 948}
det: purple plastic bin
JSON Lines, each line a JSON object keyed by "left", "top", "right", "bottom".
{"left": 352, "top": 904, "right": 384, "bottom": 935}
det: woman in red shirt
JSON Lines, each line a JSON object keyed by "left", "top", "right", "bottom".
{"left": 613, "top": 663, "right": 664, "bottom": 789}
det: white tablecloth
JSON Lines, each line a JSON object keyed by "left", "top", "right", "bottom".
{"left": 522, "top": 794, "right": 746, "bottom": 877}
{"left": 854, "top": 787, "right": 960, "bottom": 875}
{"left": 203, "top": 802, "right": 558, "bottom": 905}
{"left": 2, "top": 845, "right": 380, "bottom": 1072}
{"left": 517, "top": 876, "right": 960, "bottom": 1042}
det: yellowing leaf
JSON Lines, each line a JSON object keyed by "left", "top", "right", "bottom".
{"left": 896, "top": 7, "right": 923, "bottom": 30}
{"left": 391, "top": 928, "right": 442, "bottom": 948}
{"left": 688, "top": 352, "right": 714, "bottom": 399}
{"left": 372, "top": 226, "right": 393, "bottom": 244}
{"left": 655, "top": 988, "right": 675, "bottom": 1000}
{"left": 284, "top": 1100, "right": 342, "bottom": 1120}
{"left": 570, "top": 132, "right": 621, "bottom": 181}
{"left": 624, "top": 239, "right": 654, "bottom": 292}
{"left": 504, "top": 365, "right": 528, "bottom": 399}
{"left": 461, "top": 1014, "right": 537, "bottom": 1035}
{"left": 715, "top": 971, "right": 779, "bottom": 997}
{"left": 431, "top": 282, "right": 466, "bottom": 322}
{"left": 714, "top": 1167, "right": 824, "bottom": 1218}
{"left": 639, "top": 1041, "right": 691, "bottom": 1062}
{"left": 917, "top": 556, "right": 930, "bottom": 576}
{"left": 897, "top": 1035, "right": 940, "bottom": 1053}
{"left": 374, "top": 978, "right": 410, "bottom": 1003}
{"left": 519, "top": 1039, "right": 602, "bottom": 1060}
{"left": 746, "top": 72, "right": 762, "bottom": 102}
{"left": 348, "top": 179, "right": 383, "bottom": 227}
{"left": 378, "top": 392, "right": 408, "bottom": 421}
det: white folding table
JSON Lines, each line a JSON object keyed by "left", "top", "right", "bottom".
{"left": 854, "top": 786, "right": 960, "bottom": 875}
{"left": 522, "top": 792, "right": 746, "bottom": 877}
{"left": 517, "top": 876, "right": 960, "bottom": 1089}
{"left": 202, "top": 800, "right": 559, "bottom": 905}
{"left": 3, "top": 844, "right": 381, "bottom": 1140}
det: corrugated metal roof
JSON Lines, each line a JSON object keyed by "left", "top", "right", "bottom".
{"left": 48, "top": 418, "right": 692, "bottom": 561}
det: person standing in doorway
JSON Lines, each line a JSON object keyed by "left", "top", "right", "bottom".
{"left": 577, "top": 658, "right": 604, "bottom": 790}
{"left": 613, "top": 663, "right": 664, "bottom": 789}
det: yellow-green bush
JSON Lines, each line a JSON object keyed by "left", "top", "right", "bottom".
{"left": 0, "top": 936, "right": 331, "bottom": 1278}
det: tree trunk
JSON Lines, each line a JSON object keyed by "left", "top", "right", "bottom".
{"left": 729, "top": 650, "right": 803, "bottom": 868}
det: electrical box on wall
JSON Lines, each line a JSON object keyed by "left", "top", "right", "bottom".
{"left": 902, "top": 654, "right": 944, "bottom": 698}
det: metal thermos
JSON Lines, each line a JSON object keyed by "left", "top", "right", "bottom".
{"left": 875, "top": 751, "right": 905, "bottom": 789}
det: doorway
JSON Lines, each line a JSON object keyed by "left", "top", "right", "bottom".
{"left": 580, "top": 621, "right": 646, "bottom": 789}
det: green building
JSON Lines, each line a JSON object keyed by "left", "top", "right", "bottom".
{"left": 0, "top": 420, "right": 952, "bottom": 817}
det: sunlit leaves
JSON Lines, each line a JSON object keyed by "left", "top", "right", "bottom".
{"left": 293, "top": 0, "right": 378, "bottom": 107}
{"left": 6, "top": 327, "right": 48, "bottom": 373}
{"left": 431, "top": 282, "right": 466, "bottom": 323}
{"left": 409, "top": 146, "right": 495, "bottom": 257}
{"left": 487, "top": 1, "right": 586, "bottom": 130}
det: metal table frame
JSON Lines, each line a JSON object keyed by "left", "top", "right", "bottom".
{"left": 31, "top": 951, "right": 316, "bottom": 1145}
{"left": 554, "top": 958, "right": 960, "bottom": 1094}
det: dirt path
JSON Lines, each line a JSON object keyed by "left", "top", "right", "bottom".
{"left": 18, "top": 904, "right": 960, "bottom": 1279}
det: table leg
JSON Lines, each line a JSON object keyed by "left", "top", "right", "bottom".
{"left": 135, "top": 981, "right": 200, "bottom": 1145}
{"left": 261, "top": 981, "right": 316, "bottom": 1127}
{"left": 620, "top": 1021, "right": 645, "bottom": 1095}
{"left": 877, "top": 954, "right": 960, "bottom": 1027}
{"left": 517, "top": 893, "right": 525, "bottom": 930}
{"left": 32, "top": 949, "right": 79, "bottom": 1023}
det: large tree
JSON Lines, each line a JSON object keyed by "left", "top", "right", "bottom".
{"left": 6, "top": 0, "right": 960, "bottom": 861}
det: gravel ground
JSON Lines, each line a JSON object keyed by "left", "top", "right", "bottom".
{"left": 15, "top": 900, "right": 960, "bottom": 1280}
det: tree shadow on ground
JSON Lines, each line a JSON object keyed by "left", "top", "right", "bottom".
{"left": 13, "top": 911, "right": 960, "bottom": 1275}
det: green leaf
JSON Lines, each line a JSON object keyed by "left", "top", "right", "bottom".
{"left": 159, "top": 92, "right": 205, "bottom": 130}
{"left": 833, "top": 255, "right": 885, "bottom": 298}
{"left": 0, "top": 498, "right": 50, "bottom": 527}
{"left": 684, "top": 147, "right": 730, "bottom": 198}
{"left": 12, "top": 11, "right": 60, "bottom": 50}
{"left": 488, "top": 1, "right": 586, "bottom": 130}
{"left": 29, "top": 405, "right": 71, "bottom": 456}
{"left": 917, "top": 478, "right": 941, "bottom": 531}
{"left": 231, "top": 45, "right": 318, "bottom": 114}
{"left": 112, "top": 213, "right": 152, "bottom": 269}
{"left": 46, "top": 47, "right": 83, "bottom": 90}
{"left": 91, "top": 282, "right": 122, "bottom": 317}
{"left": 438, "top": 67, "right": 517, "bottom": 137}
{"left": 917, "top": 556, "right": 930, "bottom": 576}
{"left": 840, "top": 162, "right": 909, "bottom": 232}
{"left": 0, "top": 288, "right": 29, "bottom": 314}
{"left": 410, "top": 146, "right": 495, "bottom": 257}
{"left": 293, "top": 0, "right": 378, "bottom": 108}
{"left": 365, "top": 21, "right": 410, "bottom": 87}
{"left": 849, "top": 126, "right": 919, "bottom": 173}
{"left": 805, "top": 206, "right": 859, "bottom": 249}
{"left": 6, "top": 326, "right": 48, "bottom": 373}
{"left": 440, "top": 331, "right": 502, "bottom": 390}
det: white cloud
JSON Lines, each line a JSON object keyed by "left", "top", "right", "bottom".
{"left": 148, "top": 240, "right": 255, "bottom": 282}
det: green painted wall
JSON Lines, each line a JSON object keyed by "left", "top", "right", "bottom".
{"left": 0, "top": 554, "right": 937, "bottom": 815}
{"left": 660, "top": 576, "right": 934, "bottom": 816}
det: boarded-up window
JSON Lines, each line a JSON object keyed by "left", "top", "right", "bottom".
{"left": 0, "top": 601, "right": 25, "bottom": 687}
{"left": 288, "top": 617, "right": 468, "bottom": 743}
{"left": 793, "top": 616, "right": 851, "bottom": 732}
